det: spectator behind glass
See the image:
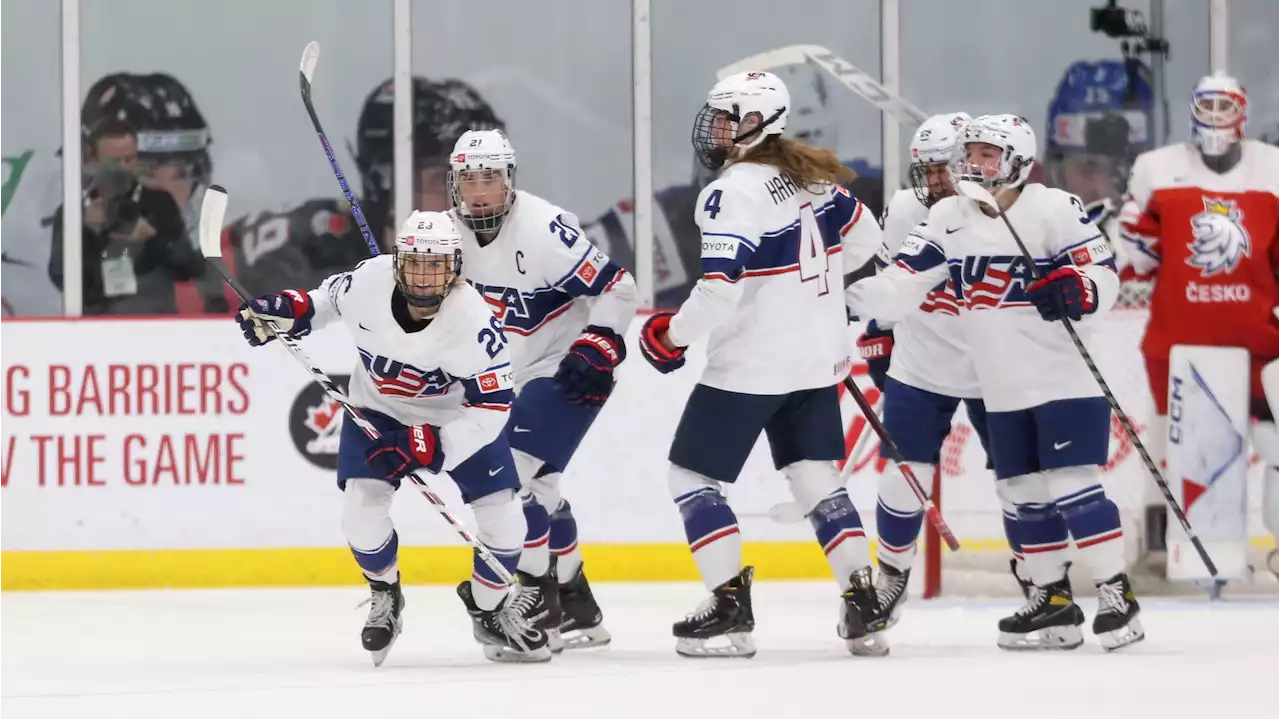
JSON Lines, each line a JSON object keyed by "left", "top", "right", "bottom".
{"left": 48, "top": 118, "right": 205, "bottom": 315}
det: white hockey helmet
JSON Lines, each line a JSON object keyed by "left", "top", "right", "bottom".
{"left": 448, "top": 129, "right": 517, "bottom": 233}
{"left": 950, "top": 114, "right": 1038, "bottom": 191}
{"left": 692, "top": 71, "right": 790, "bottom": 170}
{"left": 909, "top": 112, "right": 970, "bottom": 206}
{"left": 1190, "top": 72, "right": 1248, "bottom": 157}
{"left": 393, "top": 210, "right": 463, "bottom": 310}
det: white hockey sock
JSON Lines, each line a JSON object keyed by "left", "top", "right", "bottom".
{"left": 1003, "top": 473, "right": 1070, "bottom": 586}
{"left": 1046, "top": 466, "right": 1125, "bottom": 581}
{"left": 671, "top": 466, "right": 741, "bottom": 591}
{"left": 550, "top": 499, "right": 584, "bottom": 583}
{"left": 342, "top": 479, "right": 400, "bottom": 584}
{"left": 875, "top": 461, "right": 933, "bottom": 572}
{"left": 471, "top": 490, "right": 525, "bottom": 611}
{"left": 785, "top": 460, "right": 870, "bottom": 590}
{"left": 516, "top": 492, "right": 551, "bottom": 577}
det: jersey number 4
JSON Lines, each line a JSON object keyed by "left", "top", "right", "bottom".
{"left": 797, "top": 203, "right": 830, "bottom": 295}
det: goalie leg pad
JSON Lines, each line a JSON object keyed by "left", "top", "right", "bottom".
{"left": 1254, "top": 421, "right": 1279, "bottom": 539}
{"left": 342, "top": 478, "right": 399, "bottom": 583}
{"left": 671, "top": 466, "right": 742, "bottom": 591}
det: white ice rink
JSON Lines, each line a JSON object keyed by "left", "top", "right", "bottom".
{"left": 3, "top": 582, "right": 1276, "bottom": 719}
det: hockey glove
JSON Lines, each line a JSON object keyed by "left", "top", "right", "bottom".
{"left": 1025, "top": 267, "right": 1097, "bottom": 322}
{"left": 639, "top": 312, "right": 686, "bottom": 374}
{"left": 236, "top": 290, "right": 315, "bottom": 346}
{"left": 365, "top": 423, "right": 445, "bottom": 479}
{"left": 856, "top": 321, "right": 894, "bottom": 391}
{"left": 555, "top": 325, "right": 627, "bottom": 406}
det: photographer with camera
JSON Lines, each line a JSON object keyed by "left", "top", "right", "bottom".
{"left": 48, "top": 118, "right": 204, "bottom": 315}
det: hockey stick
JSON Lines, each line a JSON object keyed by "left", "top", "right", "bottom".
{"left": 198, "top": 186, "right": 516, "bottom": 586}
{"left": 298, "top": 41, "right": 380, "bottom": 257}
{"left": 767, "top": 393, "right": 883, "bottom": 524}
{"left": 954, "top": 179, "right": 1218, "bottom": 576}
{"left": 717, "top": 45, "right": 927, "bottom": 125}
{"left": 843, "top": 376, "right": 960, "bottom": 551}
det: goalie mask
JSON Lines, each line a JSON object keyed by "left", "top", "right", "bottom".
{"left": 393, "top": 211, "right": 463, "bottom": 311}
{"left": 692, "top": 71, "right": 790, "bottom": 171}
{"left": 1190, "top": 73, "right": 1248, "bottom": 157}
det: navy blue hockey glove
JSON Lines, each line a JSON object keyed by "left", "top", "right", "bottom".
{"left": 856, "top": 321, "right": 894, "bottom": 391}
{"left": 639, "top": 312, "right": 686, "bottom": 374}
{"left": 555, "top": 325, "right": 627, "bottom": 407}
{"left": 236, "top": 290, "right": 315, "bottom": 346}
{"left": 1025, "top": 267, "right": 1097, "bottom": 322}
{"left": 365, "top": 423, "right": 445, "bottom": 479}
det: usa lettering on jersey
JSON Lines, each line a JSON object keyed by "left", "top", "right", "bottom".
{"left": 357, "top": 348, "right": 452, "bottom": 398}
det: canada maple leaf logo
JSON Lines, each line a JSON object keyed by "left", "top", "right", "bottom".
{"left": 303, "top": 398, "right": 344, "bottom": 455}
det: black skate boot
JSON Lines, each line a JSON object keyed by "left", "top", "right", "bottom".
{"left": 873, "top": 563, "right": 909, "bottom": 630}
{"left": 514, "top": 569, "right": 565, "bottom": 654}
{"left": 997, "top": 576, "right": 1085, "bottom": 651}
{"left": 457, "top": 581, "right": 552, "bottom": 663}
{"left": 839, "top": 566, "right": 890, "bottom": 657}
{"left": 673, "top": 566, "right": 756, "bottom": 658}
{"left": 557, "top": 563, "right": 612, "bottom": 649}
{"left": 358, "top": 579, "right": 404, "bottom": 667}
{"left": 1093, "top": 573, "right": 1144, "bottom": 652}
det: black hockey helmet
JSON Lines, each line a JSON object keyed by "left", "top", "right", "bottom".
{"left": 81, "top": 72, "right": 213, "bottom": 185}
{"left": 354, "top": 76, "right": 505, "bottom": 212}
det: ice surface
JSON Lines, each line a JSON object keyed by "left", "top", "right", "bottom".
{"left": 3, "top": 582, "right": 1275, "bottom": 718}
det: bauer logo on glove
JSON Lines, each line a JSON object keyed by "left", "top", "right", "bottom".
{"left": 236, "top": 290, "right": 316, "bottom": 346}
{"left": 1025, "top": 267, "right": 1097, "bottom": 322}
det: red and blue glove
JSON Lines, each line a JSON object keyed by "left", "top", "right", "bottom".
{"left": 856, "top": 321, "right": 894, "bottom": 391}
{"left": 365, "top": 423, "right": 445, "bottom": 479}
{"left": 1025, "top": 267, "right": 1097, "bottom": 322}
{"left": 555, "top": 325, "right": 626, "bottom": 406}
{"left": 236, "top": 290, "right": 315, "bottom": 346}
{"left": 639, "top": 312, "right": 686, "bottom": 374}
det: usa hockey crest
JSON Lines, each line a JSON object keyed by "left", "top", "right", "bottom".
{"left": 1187, "top": 197, "right": 1251, "bottom": 277}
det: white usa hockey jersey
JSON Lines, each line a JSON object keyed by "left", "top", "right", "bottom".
{"left": 874, "top": 189, "right": 979, "bottom": 398}
{"left": 667, "top": 161, "right": 882, "bottom": 395}
{"left": 455, "top": 190, "right": 637, "bottom": 387}
{"left": 308, "top": 255, "right": 516, "bottom": 471}
{"left": 847, "top": 184, "right": 1119, "bottom": 412}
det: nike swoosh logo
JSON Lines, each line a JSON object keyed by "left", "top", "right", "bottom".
{"left": 358, "top": 322, "right": 371, "bottom": 331}
{"left": 512, "top": 426, "right": 532, "bottom": 433}
{"left": 945, "top": 227, "right": 963, "bottom": 234}
{"left": 488, "top": 467, "right": 505, "bottom": 476}
{"left": 1053, "top": 441, "right": 1072, "bottom": 450}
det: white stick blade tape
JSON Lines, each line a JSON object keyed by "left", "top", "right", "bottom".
{"left": 199, "top": 186, "right": 229, "bottom": 259}
{"left": 716, "top": 45, "right": 818, "bottom": 80}
{"left": 955, "top": 180, "right": 998, "bottom": 210}
{"left": 300, "top": 41, "right": 321, "bottom": 81}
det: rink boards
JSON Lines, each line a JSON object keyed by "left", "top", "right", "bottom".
{"left": 1, "top": 312, "right": 1271, "bottom": 589}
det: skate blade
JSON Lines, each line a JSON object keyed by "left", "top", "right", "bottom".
{"left": 675, "top": 632, "right": 756, "bottom": 659}
{"left": 845, "top": 633, "right": 890, "bottom": 657}
{"left": 561, "top": 624, "right": 611, "bottom": 650}
{"left": 547, "top": 628, "right": 566, "bottom": 654}
{"left": 482, "top": 643, "right": 554, "bottom": 663}
{"left": 998, "top": 625, "right": 1083, "bottom": 651}
{"left": 1098, "top": 617, "right": 1144, "bottom": 652}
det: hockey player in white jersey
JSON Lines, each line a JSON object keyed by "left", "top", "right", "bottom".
{"left": 234, "top": 211, "right": 551, "bottom": 664}
{"left": 860, "top": 113, "right": 1071, "bottom": 623}
{"left": 447, "top": 129, "right": 638, "bottom": 650}
{"left": 639, "top": 71, "right": 888, "bottom": 658}
{"left": 848, "top": 115, "right": 1143, "bottom": 652}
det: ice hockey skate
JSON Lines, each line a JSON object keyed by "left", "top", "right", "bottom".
{"left": 673, "top": 566, "right": 756, "bottom": 658}
{"left": 1093, "top": 573, "right": 1144, "bottom": 651}
{"left": 997, "top": 576, "right": 1085, "bottom": 651}
{"left": 557, "top": 564, "right": 612, "bottom": 649}
{"left": 839, "top": 566, "right": 890, "bottom": 656}
{"left": 358, "top": 579, "right": 404, "bottom": 667}
{"left": 873, "top": 563, "right": 909, "bottom": 630}
{"left": 457, "top": 581, "right": 553, "bottom": 663}
{"left": 514, "top": 569, "right": 565, "bottom": 653}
